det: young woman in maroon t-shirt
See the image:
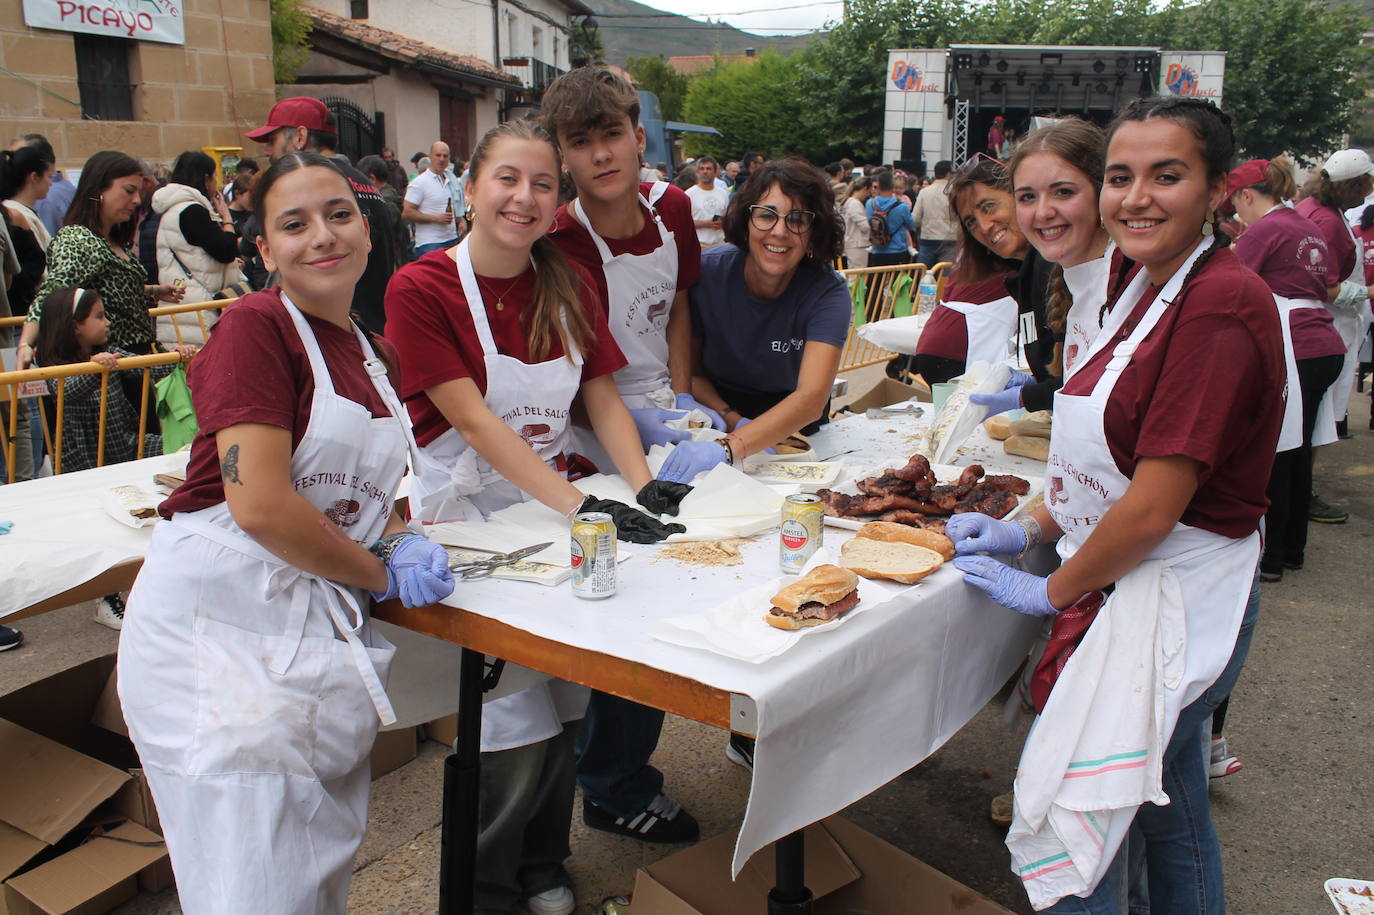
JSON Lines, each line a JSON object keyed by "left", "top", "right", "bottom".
{"left": 947, "top": 98, "right": 1284, "bottom": 912}
{"left": 118, "top": 152, "right": 454, "bottom": 912}
{"left": 1229, "top": 157, "right": 1346, "bottom": 580}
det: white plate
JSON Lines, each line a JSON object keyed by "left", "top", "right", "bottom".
{"left": 820, "top": 461, "right": 1043, "bottom": 530}
{"left": 1326, "top": 878, "right": 1374, "bottom": 915}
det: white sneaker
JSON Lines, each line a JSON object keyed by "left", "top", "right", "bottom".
{"left": 1208, "top": 736, "right": 1242, "bottom": 779}
{"left": 527, "top": 886, "right": 574, "bottom": 915}
{"left": 93, "top": 593, "right": 126, "bottom": 631}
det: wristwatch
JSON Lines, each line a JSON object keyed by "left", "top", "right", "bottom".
{"left": 368, "top": 532, "right": 412, "bottom": 564}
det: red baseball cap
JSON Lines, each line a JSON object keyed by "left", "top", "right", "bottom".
{"left": 246, "top": 97, "right": 336, "bottom": 142}
{"left": 1226, "top": 159, "right": 1269, "bottom": 197}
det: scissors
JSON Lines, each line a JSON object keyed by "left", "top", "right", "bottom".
{"left": 448, "top": 542, "right": 554, "bottom": 579}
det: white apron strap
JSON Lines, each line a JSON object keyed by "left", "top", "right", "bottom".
{"left": 571, "top": 187, "right": 671, "bottom": 264}
{"left": 279, "top": 292, "right": 338, "bottom": 396}
{"left": 454, "top": 237, "right": 501, "bottom": 357}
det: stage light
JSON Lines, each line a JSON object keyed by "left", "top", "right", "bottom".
{"left": 1134, "top": 55, "right": 1152, "bottom": 73}
{"left": 979, "top": 52, "right": 991, "bottom": 68}
{"left": 1016, "top": 71, "right": 1026, "bottom": 86}
{"left": 1093, "top": 59, "right": 1106, "bottom": 74}
{"left": 997, "top": 59, "right": 1009, "bottom": 73}
{"left": 954, "top": 53, "right": 973, "bottom": 70}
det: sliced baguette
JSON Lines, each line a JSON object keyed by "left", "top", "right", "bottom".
{"left": 855, "top": 521, "right": 956, "bottom": 560}
{"left": 1004, "top": 434, "right": 1050, "bottom": 462}
{"left": 984, "top": 414, "right": 1013, "bottom": 441}
{"left": 839, "top": 538, "right": 944, "bottom": 584}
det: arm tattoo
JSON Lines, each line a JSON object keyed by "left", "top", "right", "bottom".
{"left": 221, "top": 444, "right": 244, "bottom": 486}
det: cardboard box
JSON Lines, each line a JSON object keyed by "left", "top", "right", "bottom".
{"left": 425, "top": 714, "right": 459, "bottom": 749}
{"left": 0, "top": 657, "right": 170, "bottom": 914}
{"left": 370, "top": 726, "right": 418, "bottom": 779}
{"left": 845, "top": 377, "right": 932, "bottom": 414}
{"left": 631, "top": 816, "right": 1013, "bottom": 915}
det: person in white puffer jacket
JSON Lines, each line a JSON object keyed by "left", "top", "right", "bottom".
{"left": 153, "top": 151, "right": 245, "bottom": 344}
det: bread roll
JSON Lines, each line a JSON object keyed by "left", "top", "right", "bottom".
{"left": 840, "top": 538, "right": 944, "bottom": 584}
{"left": 855, "top": 521, "right": 956, "bottom": 560}
{"left": 768, "top": 564, "right": 859, "bottom": 614}
{"left": 1004, "top": 434, "right": 1050, "bottom": 462}
{"left": 773, "top": 435, "right": 810, "bottom": 454}
{"left": 1009, "top": 410, "right": 1052, "bottom": 439}
{"left": 984, "top": 414, "right": 1012, "bottom": 441}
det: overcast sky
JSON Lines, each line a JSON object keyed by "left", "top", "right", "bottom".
{"left": 630, "top": 0, "right": 842, "bottom": 36}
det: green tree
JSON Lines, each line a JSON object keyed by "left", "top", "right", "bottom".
{"left": 1169, "top": 0, "right": 1371, "bottom": 161}
{"left": 626, "top": 55, "right": 690, "bottom": 122}
{"left": 680, "top": 53, "right": 808, "bottom": 160}
{"left": 792, "top": 0, "right": 972, "bottom": 162}
{"left": 270, "top": 0, "right": 312, "bottom": 85}
{"left": 571, "top": 20, "right": 606, "bottom": 68}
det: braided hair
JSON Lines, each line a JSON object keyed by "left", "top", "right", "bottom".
{"left": 1103, "top": 96, "right": 1235, "bottom": 322}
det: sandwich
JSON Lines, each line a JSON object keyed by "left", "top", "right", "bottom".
{"left": 765, "top": 564, "right": 860, "bottom": 630}
{"left": 840, "top": 538, "right": 945, "bottom": 584}
{"left": 854, "top": 521, "right": 956, "bottom": 560}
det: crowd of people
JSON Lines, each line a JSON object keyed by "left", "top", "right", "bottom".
{"left": 1, "top": 63, "right": 1370, "bottom": 915}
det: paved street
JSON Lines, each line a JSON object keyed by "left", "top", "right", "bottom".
{"left": 3, "top": 387, "right": 1369, "bottom": 914}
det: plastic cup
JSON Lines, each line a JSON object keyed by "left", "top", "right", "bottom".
{"left": 931, "top": 382, "right": 957, "bottom": 415}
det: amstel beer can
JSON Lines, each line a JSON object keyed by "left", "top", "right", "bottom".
{"left": 779, "top": 493, "right": 823, "bottom": 573}
{"left": 571, "top": 511, "right": 617, "bottom": 599}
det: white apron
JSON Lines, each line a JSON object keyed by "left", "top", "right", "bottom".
{"left": 1329, "top": 220, "right": 1371, "bottom": 423}
{"left": 569, "top": 182, "right": 679, "bottom": 470}
{"left": 1010, "top": 238, "right": 1259, "bottom": 909}
{"left": 939, "top": 293, "right": 1019, "bottom": 367}
{"left": 409, "top": 238, "right": 584, "bottom": 526}
{"left": 1271, "top": 296, "right": 1309, "bottom": 452}
{"left": 571, "top": 181, "right": 678, "bottom": 403}
{"left": 118, "top": 294, "right": 419, "bottom": 915}
{"left": 408, "top": 237, "right": 590, "bottom": 752}
{"left": 1060, "top": 243, "right": 1115, "bottom": 380}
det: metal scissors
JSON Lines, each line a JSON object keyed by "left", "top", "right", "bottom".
{"left": 448, "top": 542, "right": 554, "bottom": 580}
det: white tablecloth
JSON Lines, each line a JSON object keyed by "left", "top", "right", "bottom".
{"left": 426, "top": 412, "right": 1048, "bottom": 874}
{"left": 0, "top": 413, "right": 1050, "bottom": 877}
{"left": 0, "top": 453, "right": 187, "bottom": 620}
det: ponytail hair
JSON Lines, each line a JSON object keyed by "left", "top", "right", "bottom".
{"left": 467, "top": 118, "right": 594, "bottom": 362}
{"left": 36, "top": 286, "right": 102, "bottom": 368}
{"left": 1, "top": 146, "right": 54, "bottom": 201}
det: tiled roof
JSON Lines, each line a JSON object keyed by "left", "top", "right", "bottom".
{"left": 307, "top": 6, "right": 520, "bottom": 86}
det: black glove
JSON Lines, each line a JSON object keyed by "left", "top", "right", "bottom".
{"left": 636, "top": 480, "right": 693, "bottom": 517}
{"left": 578, "top": 495, "right": 686, "bottom": 544}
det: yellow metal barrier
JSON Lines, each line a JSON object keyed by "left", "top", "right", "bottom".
{"left": 1, "top": 352, "right": 189, "bottom": 476}
{"left": 835, "top": 261, "right": 953, "bottom": 373}
{"left": 149, "top": 297, "right": 237, "bottom": 345}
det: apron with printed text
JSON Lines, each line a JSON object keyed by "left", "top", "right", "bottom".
{"left": 408, "top": 237, "right": 589, "bottom": 751}
{"left": 1060, "top": 243, "right": 1115, "bottom": 380}
{"left": 118, "top": 293, "right": 420, "bottom": 914}
{"left": 408, "top": 238, "right": 584, "bottom": 526}
{"left": 1035, "top": 237, "right": 1260, "bottom": 897}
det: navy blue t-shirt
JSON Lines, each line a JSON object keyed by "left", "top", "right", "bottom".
{"left": 690, "top": 245, "right": 851, "bottom": 424}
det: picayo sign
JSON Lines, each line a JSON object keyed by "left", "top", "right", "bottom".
{"left": 23, "top": 0, "right": 186, "bottom": 45}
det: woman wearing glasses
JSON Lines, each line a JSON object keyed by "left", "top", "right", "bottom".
{"left": 657, "top": 158, "right": 848, "bottom": 483}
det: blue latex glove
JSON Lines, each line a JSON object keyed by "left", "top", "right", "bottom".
{"left": 371, "top": 535, "right": 456, "bottom": 608}
{"left": 629, "top": 406, "right": 693, "bottom": 449}
{"left": 1005, "top": 369, "right": 1035, "bottom": 388}
{"left": 675, "top": 393, "right": 726, "bottom": 432}
{"left": 969, "top": 386, "right": 1023, "bottom": 417}
{"left": 731, "top": 416, "right": 777, "bottom": 455}
{"left": 946, "top": 512, "right": 1026, "bottom": 555}
{"left": 953, "top": 554, "right": 1058, "bottom": 616}
{"left": 657, "top": 439, "right": 728, "bottom": 483}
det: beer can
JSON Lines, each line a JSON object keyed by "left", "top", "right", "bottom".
{"left": 571, "top": 511, "right": 617, "bottom": 599}
{"left": 779, "top": 493, "right": 823, "bottom": 573}
{"left": 597, "top": 896, "right": 632, "bottom": 915}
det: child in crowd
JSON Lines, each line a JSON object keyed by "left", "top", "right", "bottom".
{"left": 35, "top": 285, "right": 196, "bottom": 628}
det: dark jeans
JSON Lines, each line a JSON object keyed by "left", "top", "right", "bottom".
{"left": 1261, "top": 353, "right": 1343, "bottom": 573}
{"left": 1070, "top": 568, "right": 1262, "bottom": 915}
{"left": 574, "top": 691, "right": 665, "bottom": 818}
{"left": 477, "top": 723, "right": 580, "bottom": 915}
{"left": 414, "top": 237, "right": 460, "bottom": 257}
{"left": 917, "top": 238, "right": 957, "bottom": 268}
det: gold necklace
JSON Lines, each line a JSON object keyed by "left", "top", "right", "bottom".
{"left": 476, "top": 274, "right": 523, "bottom": 312}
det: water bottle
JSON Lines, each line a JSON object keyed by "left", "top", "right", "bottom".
{"left": 916, "top": 273, "right": 939, "bottom": 314}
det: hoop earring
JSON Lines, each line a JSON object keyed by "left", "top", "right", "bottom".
{"left": 1202, "top": 216, "right": 1214, "bottom": 237}
{"left": 464, "top": 203, "right": 475, "bottom": 221}
{"left": 547, "top": 219, "right": 558, "bottom": 235}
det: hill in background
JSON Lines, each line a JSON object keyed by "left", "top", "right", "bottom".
{"left": 591, "top": 0, "right": 822, "bottom": 66}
